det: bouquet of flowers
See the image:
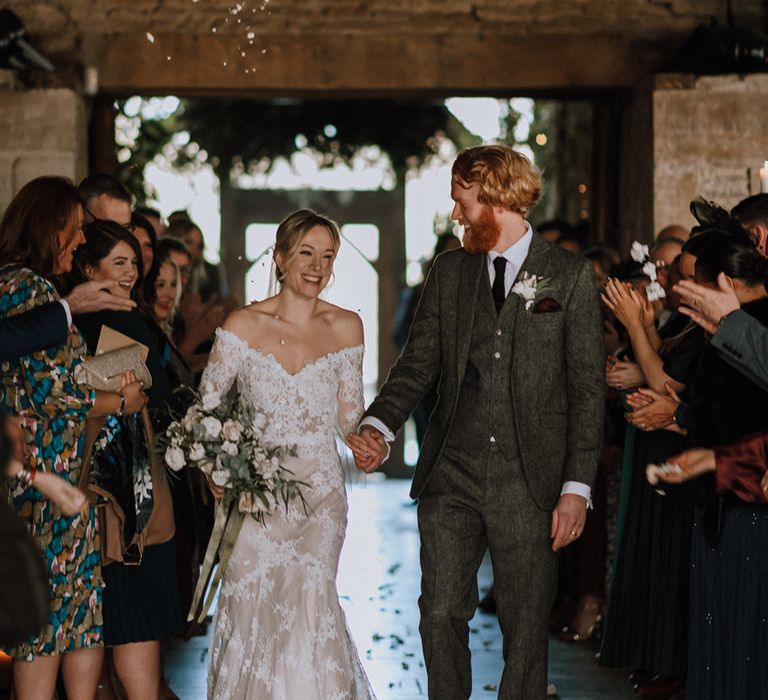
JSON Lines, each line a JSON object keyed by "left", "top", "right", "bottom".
{"left": 161, "top": 390, "right": 307, "bottom": 524}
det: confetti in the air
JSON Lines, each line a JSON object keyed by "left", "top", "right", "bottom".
{"left": 146, "top": 32, "right": 155, "bottom": 43}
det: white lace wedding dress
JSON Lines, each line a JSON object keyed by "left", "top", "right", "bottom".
{"left": 200, "top": 328, "right": 376, "bottom": 699}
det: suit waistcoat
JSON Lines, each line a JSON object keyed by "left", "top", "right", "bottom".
{"left": 445, "top": 268, "right": 519, "bottom": 461}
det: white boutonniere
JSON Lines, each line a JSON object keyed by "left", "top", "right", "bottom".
{"left": 511, "top": 271, "right": 556, "bottom": 312}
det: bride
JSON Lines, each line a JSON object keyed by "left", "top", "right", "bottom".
{"left": 200, "top": 209, "right": 377, "bottom": 699}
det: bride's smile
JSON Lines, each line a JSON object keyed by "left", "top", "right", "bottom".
{"left": 276, "top": 224, "right": 337, "bottom": 296}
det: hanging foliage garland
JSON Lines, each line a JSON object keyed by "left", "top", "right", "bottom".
{"left": 116, "top": 96, "right": 479, "bottom": 203}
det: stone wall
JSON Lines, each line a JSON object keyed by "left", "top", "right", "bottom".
{"left": 9, "top": 0, "right": 764, "bottom": 93}
{"left": 0, "top": 84, "right": 86, "bottom": 213}
{"left": 653, "top": 73, "right": 768, "bottom": 232}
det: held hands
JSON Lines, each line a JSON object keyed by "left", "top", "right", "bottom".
{"left": 63, "top": 280, "right": 136, "bottom": 314}
{"left": 551, "top": 493, "right": 588, "bottom": 552}
{"left": 674, "top": 273, "right": 740, "bottom": 334}
{"left": 347, "top": 425, "right": 386, "bottom": 473}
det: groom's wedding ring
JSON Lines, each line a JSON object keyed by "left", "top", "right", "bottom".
{"left": 640, "top": 423, "right": 646, "bottom": 430}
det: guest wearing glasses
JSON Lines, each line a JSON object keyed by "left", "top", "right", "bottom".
{"left": 78, "top": 174, "right": 134, "bottom": 229}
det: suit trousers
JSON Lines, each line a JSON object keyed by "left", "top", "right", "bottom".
{"left": 417, "top": 442, "right": 558, "bottom": 699}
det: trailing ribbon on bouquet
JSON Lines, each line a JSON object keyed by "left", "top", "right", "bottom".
{"left": 188, "top": 500, "right": 245, "bottom": 624}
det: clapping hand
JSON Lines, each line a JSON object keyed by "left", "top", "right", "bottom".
{"left": 347, "top": 426, "right": 386, "bottom": 473}
{"left": 601, "top": 279, "right": 650, "bottom": 331}
{"left": 625, "top": 382, "right": 681, "bottom": 432}
{"left": 646, "top": 448, "right": 715, "bottom": 487}
{"left": 605, "top": 355, "right": 645, "bottom": 391}
{"left": 674, "top": 273, "right": 740, "bottom": 334}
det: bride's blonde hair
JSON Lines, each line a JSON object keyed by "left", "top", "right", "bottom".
{"left": 273, "top": 209, "right": 341, "bottom": 283}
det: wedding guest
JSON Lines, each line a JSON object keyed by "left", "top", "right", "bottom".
{"left": 600, "top": 259, "right": 705, "bottom": 695}
{"left": 156, "top": 236, "right": 227, "bottom": 375}
{"left": 0, "top": 176, "right": 146, "bottom": 700}
{"left": 731, "top": 192, "right": 768, "bottom": 255}
{"left": 166, "top": 219, "right": 224, "bottom": 301}
{"left": 674, "top": 275, "right": 768, "bottom": 390}
{"left": 683, "top": 233, "right": 768, "bottom": 700}
{"left": 79, "top": 173, "right": 133, "bottom": 227}
{"left": 145, "top": 250, "right": 211, "bottom": 629}
{"left": 157, "top": 236, "right": 192, "bottom": 290}
{"left": 656, "top": 224, "right": 690, "bottom": 243}
{"left": 67, "top": 219, "right": 181, "bottom": 699}
{"left": 136, "top": 206, "right": 167, "bottom": 238}
{"left": 131, "top": 211, "right": 158, "bottom": 289}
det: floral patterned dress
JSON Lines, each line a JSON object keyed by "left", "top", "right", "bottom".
{"left": 0, "top": 266, "right": 103, "bottom": 660}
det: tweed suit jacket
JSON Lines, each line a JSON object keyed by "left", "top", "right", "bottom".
{"left": 365, "top": 233, "right": 605, "bottom": 509}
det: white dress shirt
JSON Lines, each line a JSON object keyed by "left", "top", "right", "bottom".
{"left": 361, "top": 224, "right": 592, "bottom": 506}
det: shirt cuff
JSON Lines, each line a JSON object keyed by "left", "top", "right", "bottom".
{"left": 358, "top": 416, "right": 395, "bottom": 442}
{"left": 59, "top": 299, "right": 72, "bottom": 327}
{"left": 561, "top": 481, "right": 593, "bottom": 509}
{"left": 358, "top": 416, "right": 393, "bottom": 462}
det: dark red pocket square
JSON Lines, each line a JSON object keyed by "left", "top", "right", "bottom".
{"left": 533, "top": 297, "right": 562, "bottom": 313}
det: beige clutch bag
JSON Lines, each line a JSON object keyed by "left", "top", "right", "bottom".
{"left": 74, "top": 343, "right": 153, "bottom": 393}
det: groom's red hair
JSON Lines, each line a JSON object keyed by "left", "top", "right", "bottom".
{"left": 452, "top": 145, "right": 541, "bottom": 218}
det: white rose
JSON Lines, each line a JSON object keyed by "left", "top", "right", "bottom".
{"left": 252, "top": 411, "right": 267, "bottom": 431}
{"left": 211, "top": 469, "right": 230, "bottom": 487}
{"left": 202, "top": 392, "right": 221, "bottom": 411}
{"left": 189, "top": 443, "right": 206, "bottom": 461}
{"left": 202, "top": 416, "right": 222, "bottom": 439}
{"left": 165, "top": 445, "right": 186, "bottom": 471}
{"left": 222, "top": 441, "right": 238, "bottom": 456}
{"left": 221, "top": 420, "right": 241, "bottom": 443}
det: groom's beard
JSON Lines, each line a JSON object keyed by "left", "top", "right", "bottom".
{"left": 462, "top": 206, "right": 501, "bottom": 255}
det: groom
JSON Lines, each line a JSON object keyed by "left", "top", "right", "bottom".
{"left": 354, "top": 145, "right": 605, "bottom": 698}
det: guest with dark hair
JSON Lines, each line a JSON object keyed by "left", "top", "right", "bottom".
{"left": 731, "top": 192, "right": 768, "bottom": 255}
{"left": 165, "top": 219, "right": 224, "bottom": 301}
{"left": 156, "top": 236, "right": 227, "bottom": 374}
{"left": 0, "top": 176, "right": 146, "bottom": 699}
{"left": 680, "top": 233, "right": 768, "bottom": 700}
{"left": 144, "top": 250, "right": 212, "bottom": 636}
{"left": 131, "top": 211, "right": 158, "bottom": 284}
{"left": 67, "top": 219, "right": 181, "bottom": 699}
{"left": 600, "top": 251, "right": 706, "bottom": 694}
{"left": 136, "top": 206, "right": 166, "bottom": 238}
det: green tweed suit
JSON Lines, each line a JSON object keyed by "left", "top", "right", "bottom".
{"left": 365, "top": 233, "right": 605, "bottom": 698}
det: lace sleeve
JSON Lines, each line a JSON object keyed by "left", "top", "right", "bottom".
{"left": 336, "top": 345, "right": 365, "bottom": 437}
{"left": 198, "top": 328, "right": 244, "bottom": 401}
